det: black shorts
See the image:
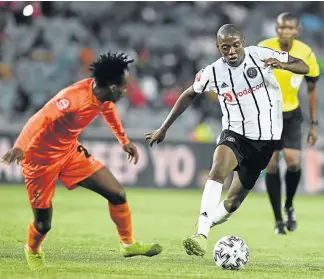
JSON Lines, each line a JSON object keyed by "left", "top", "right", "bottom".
{"left": 217, "top": 130, "right": 277, "bottom": 190}
{"left": 275, "top": 107, "right": 303, "bottom": 151}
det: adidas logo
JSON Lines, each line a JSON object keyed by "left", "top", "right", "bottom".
{"left": 201, "top": 212, "right": 208, "bottom": 217}
{"left": 221, "top": 82, "right": 229, "bottom": 88}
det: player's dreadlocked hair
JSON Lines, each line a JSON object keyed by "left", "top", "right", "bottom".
{"left": 89, "top": 52, "right": 134, "bottom": 87}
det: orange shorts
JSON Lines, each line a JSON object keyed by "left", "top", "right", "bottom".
{"left": 23, "top": 144, "right": 103, "bottom": 208}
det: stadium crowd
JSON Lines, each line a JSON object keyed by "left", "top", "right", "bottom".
{"left": 0, "top": 1, "right": 323, "bottom": 139}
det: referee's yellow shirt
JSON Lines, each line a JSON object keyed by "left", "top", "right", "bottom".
{"left": 258, "top": 38, "right": 320, "bottom": 112}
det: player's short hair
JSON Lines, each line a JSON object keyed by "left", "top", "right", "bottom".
{"left": 277, "top": 12, "right": 299, "bottom": 25}
{"left": 216, "top": 24, "right": 242, "bottom": 40}
{"left": 89, "top": 52, "right": 134, "bottom": 87}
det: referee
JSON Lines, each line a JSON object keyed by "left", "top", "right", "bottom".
{"left": 259, "top": 13, "right": 320, "bottom": 235}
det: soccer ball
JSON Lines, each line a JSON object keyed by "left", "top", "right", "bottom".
{"left": 213, "top": 235, "right": 249, "bottom": 270}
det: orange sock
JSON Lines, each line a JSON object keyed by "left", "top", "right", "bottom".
{"left": 108, "top": 201, "right": 135, "bottom": 245}
{"left": 27, "top": 222, "right": 47, "bottom": 253}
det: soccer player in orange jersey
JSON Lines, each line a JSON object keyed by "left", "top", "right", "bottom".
{"left": 1, "top": 52, "right": 162, "bottom": 270}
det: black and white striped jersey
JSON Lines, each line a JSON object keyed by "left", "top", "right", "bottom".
{"left": 193, "top": 46, "right": 287, "bottom": 141}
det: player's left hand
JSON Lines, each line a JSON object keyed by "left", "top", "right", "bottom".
{"left": 122, "top": 142, "right": 139, "bottom": 164}
{"left": 263, "top": 58, "right": 283, "bottom": 69}
{"left": 0, "top": 147, "right": 24, "bottom": 165}
{"left": 307, "top": 126, "right": 317, "bottom": 147}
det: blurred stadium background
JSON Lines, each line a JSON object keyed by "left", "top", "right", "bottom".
{"left": 0, "top": 1, "right": 323, "bottom": 193}
{"left": 1, "top": 2, "right": 324, "bottom": 279}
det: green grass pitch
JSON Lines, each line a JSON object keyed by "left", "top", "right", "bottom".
{"left": 0, "top": 185, "right": 323, "bottom": 279}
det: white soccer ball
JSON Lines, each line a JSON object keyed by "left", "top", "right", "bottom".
{"left": 213, "top": 235, "right": 249, "bottom": 270}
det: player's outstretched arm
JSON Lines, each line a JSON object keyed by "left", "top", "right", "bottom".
{"left": 100, "top": 102, "right": 139, "bottom": 164}
{"left": 144, "top": 86, "right": 198, "bottom": 147}
{"left": 264, "top": 55, "right": 309, "bottom": 75}
{"left": 100, "top": 102, "right": 130, "bottom": 145}
{"left": 160, "top": 86, "right": 198, "bottom": 132}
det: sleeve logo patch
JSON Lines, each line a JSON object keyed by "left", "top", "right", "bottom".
{"left": 195, "top": 70, "right": 203, "bottom": 82}
{"left": 56, "top": 99, "right": 70, "bottom": 111}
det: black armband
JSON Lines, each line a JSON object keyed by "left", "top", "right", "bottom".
{"left": 311, "top": 120, "right": 318, "bottom": 126}
{"left": 305, "top": 76, "right": 319, "bottom": 83}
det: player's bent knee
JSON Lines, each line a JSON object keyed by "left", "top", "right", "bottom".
{"left": 108, "top": 190, "right": 127, "bottom": 205}
{"left": 224, "top": 198, "right": 241, "bottom": 213}
{"left": 34, "top": 220, "right": 51, "bottom": 235}
{"left": 284, "top": 151, "right": 301, "bottom": 171}
{"left": 266, "top": 163, "right": 279, "bottom": 173}
{"left": 287, "top": 164, "right": 301, "bottom": 172}
{"left": 209, "top": 168, "right": 228, "bottom": 184}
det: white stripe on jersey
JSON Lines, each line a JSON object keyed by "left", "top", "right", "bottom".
{"left": 193, "top": 46, "right": 287, "bottom": 141}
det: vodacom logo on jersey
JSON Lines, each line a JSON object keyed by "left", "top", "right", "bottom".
{"left": 222, "top": 82, "right": 265, "bottom": 102}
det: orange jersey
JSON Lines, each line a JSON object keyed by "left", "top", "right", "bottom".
{"left": 14, "top": 78, "right": 129, "bottom": 164}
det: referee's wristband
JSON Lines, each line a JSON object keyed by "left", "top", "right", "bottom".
{"left": 311, "top": 120, "right": 318, "bottom": 126}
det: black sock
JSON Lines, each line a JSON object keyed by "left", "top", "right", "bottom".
{"left": 265, "top": 172, "right": 282, "bottom": 221}
{"left": 285, "top": 168, "right": 301, "bottom": 209}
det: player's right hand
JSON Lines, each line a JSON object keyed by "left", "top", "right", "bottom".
{"left": 0, "top": 147, "right": 24, "bottom": 165}
{"left": 144, "top": 129, "right": 166, "bottom": 147}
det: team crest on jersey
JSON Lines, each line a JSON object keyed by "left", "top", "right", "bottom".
{"left": 246, "top": 67, "right": 258, "bottom": 79}
{"left": 56, "top": 98, "right": 70, "bottom": 111}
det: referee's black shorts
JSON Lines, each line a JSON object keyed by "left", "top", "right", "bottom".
{"left": 275, "top": 107, "right": 303, "bottom": 151}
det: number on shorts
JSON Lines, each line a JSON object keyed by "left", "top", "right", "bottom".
{"left": 77, "top": 145, "right": 91, "bottom": 158}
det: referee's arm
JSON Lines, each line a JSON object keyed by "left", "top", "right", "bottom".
{"left": 305, "top": 51, "right": 320, "bottom": 146}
